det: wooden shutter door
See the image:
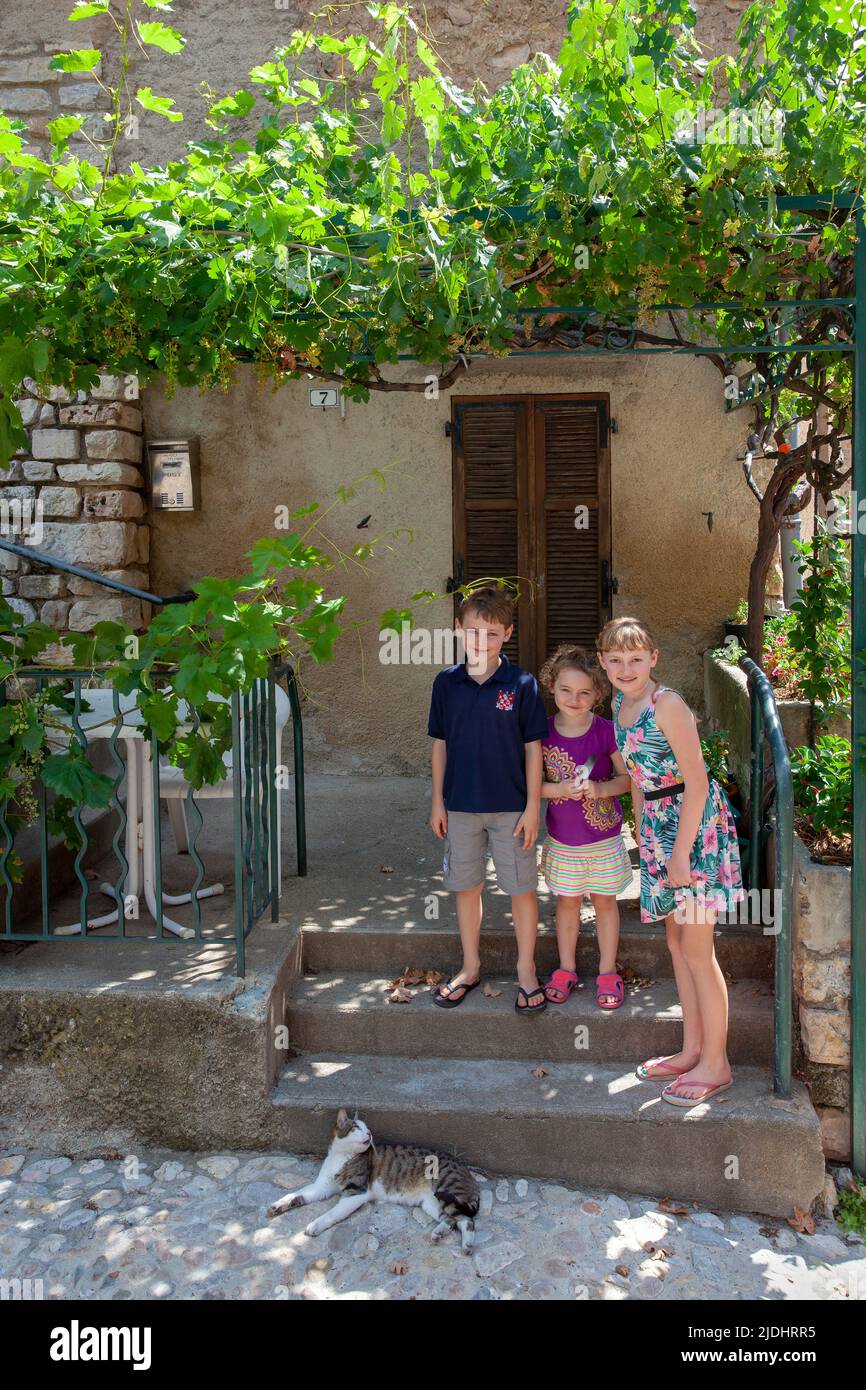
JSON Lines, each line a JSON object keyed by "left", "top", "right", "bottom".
{"left": 534, "top": 400, "right": 610, "bottom": 672}
{"left": 451, "top": 394, "right": 612, "bottom": 675}
{"left": 452, "top": 401, "right": 531, "bottom": 665}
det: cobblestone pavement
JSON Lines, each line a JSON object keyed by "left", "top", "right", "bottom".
{"left": 1, "top": 1149, "right": 863, "bottom": 1301}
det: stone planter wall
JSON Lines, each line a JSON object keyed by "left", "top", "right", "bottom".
{"left": 1, "top": 373, "right": 150, "bottom": 634}
{"left": 788, "top": 830, "right": 852, "bottom": 1162}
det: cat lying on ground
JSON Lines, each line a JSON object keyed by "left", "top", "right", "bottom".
{"left": 267, "top": 1108, "right": 480, "bottom": 1252}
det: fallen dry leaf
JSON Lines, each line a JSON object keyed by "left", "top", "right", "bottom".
{"left": 787, "top": 1206, "right": 815, "bottom": 1235}
{"left": 659, "top": 1198, "right": 689, "bottom": 1216}
{"left": 482, "top": 983, "right": 502, "bottom": 998}
{"left": 388, "top": 986, "right": 413, "bottom": 1004}
{"left": 386, "top": 966, "right": 441, "bottom": 991}
{"left": 615, "top": 1265, "right": 630, "bottom": 1278}
{"left": 530, "top": 1066, "right": 548, "bottom": 1079}
{"left": 389, "top": 1260, "right": 408, "bottom": 1275}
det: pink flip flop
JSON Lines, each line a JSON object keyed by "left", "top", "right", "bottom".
{"left": 596, "top": 972, "right": 624, "bottom": 1010}
{"left": 636, "top": 1056, "right": 686, "bottom": 1081}
{"left": 543, "top": 968, "right": 579, "bottom": 1004}
{"left": 662, "top": 1077, "right": 733, "bottom": 1107}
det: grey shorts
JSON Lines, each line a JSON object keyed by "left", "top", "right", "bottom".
{"left": 442, "top": 810, "right": 539, "bottom": 896}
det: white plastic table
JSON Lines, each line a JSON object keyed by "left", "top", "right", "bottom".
{"left": 50, "top": 690, "right": 224, "bottom": 939}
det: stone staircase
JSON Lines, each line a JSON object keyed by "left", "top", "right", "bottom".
{"left": 269, "top": 906, "right": 826, "bottom": 1218}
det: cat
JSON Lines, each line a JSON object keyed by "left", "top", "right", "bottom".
{"left": 267, "top": 1107, "right": 481, "bottom": 1252}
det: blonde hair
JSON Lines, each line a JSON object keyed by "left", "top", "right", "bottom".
{"left": 539, "top": 643, "right": 607, "bottom": 706}
{"left": 596, "top": 616, "right": 658, "bottom": 654}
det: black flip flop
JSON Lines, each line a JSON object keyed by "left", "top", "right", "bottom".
{"left": 432, "top": 976, "right": 481, "bottom": 1009}
{"left": 515, "top": 985, "right": 547, "bottom": 1014}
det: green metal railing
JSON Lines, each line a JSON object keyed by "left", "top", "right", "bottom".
{"left": 0, "top": 541, "right": 307, "bottom": 975}
{"left": 232, "top": 660, "right": 308, "bottom": 975}
{"left": 740, "top": 656, "right": 793, "bottom": 1100}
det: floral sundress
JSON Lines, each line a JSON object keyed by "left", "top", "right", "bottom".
{"left": 613, "top": 686, "right": 744, "bottom": 924}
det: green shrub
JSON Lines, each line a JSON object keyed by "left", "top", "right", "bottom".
{"left": 790, "top": 735, "right": 852, "bottom": 841}
{"left": 787, "top": 518, "right": 851, "bottom": 733}
{"left": 836, "top": 1178, "right": 866, "bottom": 1240}
{"left": 701, "top": 730, "right": 732, "bottom": 787}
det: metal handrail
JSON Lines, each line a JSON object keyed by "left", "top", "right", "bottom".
{"left": 0, "top": 536, "right": 194, "bottom": 606}
{"left": 740, "top": 656, "right": 793, "bottom": 1099}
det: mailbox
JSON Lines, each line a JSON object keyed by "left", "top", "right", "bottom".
{"left": 147, "top": 438, "right": 201, "bottom": 512}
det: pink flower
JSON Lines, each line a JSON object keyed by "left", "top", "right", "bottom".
{"left": 701, "top": 823, "right": 719, "bottom": 855}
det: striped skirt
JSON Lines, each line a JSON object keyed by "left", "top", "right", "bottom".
{"left": 541, "top": 833, "right": 633, "bottom": 897}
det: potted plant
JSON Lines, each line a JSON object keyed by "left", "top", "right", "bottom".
{"left": 723, "top": 599, "right": 750, "bottom": 646}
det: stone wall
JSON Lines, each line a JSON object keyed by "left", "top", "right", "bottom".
{"left": 0, "top": 374, "right": 150, "bottom": 634}
{"left": 0, "top": 36, "right": 109, "bottom": 163}
{"left": 0, "top": 1, "right": 753, "bottom": 169}
{"left": 791, "top": 835, "right": 852, "bottom": 1162}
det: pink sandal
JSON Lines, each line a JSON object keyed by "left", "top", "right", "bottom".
{"left": 636, "top": 1056, "right": 686, "bottom": 1080}
{"left": 596, "top": 973, "right": 624, "bottom": 1010}
{"left": 662, "top": 1076, "right": 733, "bottom": 1107}
{"left": 543, "top": 968, "right": 579, "bottom": 1004}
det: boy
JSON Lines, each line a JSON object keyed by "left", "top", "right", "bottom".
{"left": 428, "top": 587, "right": 549, "bottom": 1012}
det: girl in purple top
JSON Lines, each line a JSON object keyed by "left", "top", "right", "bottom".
{"left": 539, "top": 646, "right": 633, "bottom": 1009}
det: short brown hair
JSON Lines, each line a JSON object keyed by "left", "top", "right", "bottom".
{"left": 457, "top": 585, "right": 515, "bottom": 628}
{"left": 539, "top": 643, "right": 607, "bottom": 705}
{"left": 596, "top": 616, "right": 657, "bottom": 653}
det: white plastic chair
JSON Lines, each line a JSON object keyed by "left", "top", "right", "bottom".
{"left": 158, "top": 684, "right": 291, "bottom": 889}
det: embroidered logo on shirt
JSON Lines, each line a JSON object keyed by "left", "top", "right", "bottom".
{"left": 496, "top": 690, "right": 515, "bottom": 711}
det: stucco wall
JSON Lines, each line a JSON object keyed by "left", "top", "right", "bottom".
{"left": 144, "top": 349, "right": 770, "bottom": 772}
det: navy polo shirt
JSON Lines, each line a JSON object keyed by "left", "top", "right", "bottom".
{"left": 427, "top": 654, "right": 549, "bottom": 812}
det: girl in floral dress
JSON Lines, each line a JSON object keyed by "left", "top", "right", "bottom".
{"left": 597, "top": 617, "right": 745, "bottom": 1106}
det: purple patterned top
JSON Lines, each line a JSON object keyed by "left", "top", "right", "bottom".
{"left": 542, "top": 713, "right": 624, "bottom": 847}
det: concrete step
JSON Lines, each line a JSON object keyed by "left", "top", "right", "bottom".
{"left": 300, "top": 914, "right": 775, "bottom": 981}
{"left": 270, "top": 1054, "right": 824, "bottom": 1218}
{"left": 286, "top": 972, "right": 774, "bottom": 1066}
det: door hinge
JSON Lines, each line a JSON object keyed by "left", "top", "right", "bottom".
{"left": 446, "top": 559, "right": 465, "bottom": 594}
{"left": 601, "top": 560, "right": 619, "bottom": 606}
